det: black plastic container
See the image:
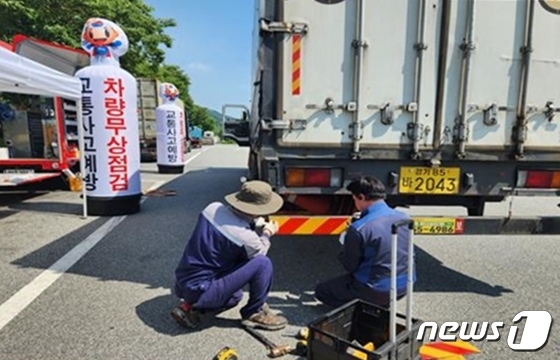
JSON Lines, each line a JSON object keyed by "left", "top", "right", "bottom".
{"left": 307, "top": 219, "right": 421, "bottom": 359}
{"left": 307, "top": 299, "right": 423, "bottom": 360}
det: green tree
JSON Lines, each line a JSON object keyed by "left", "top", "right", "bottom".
{"left": 190, "top": 105, "right": 219, "bottom": 133}
{"left": 0, "top": 0, "right": 175, "bottom": 76}
{"left": 0, "top": 0, "right": 221, "bottom": 131}
{"left": 155, "top": 65, "right": 216, "bottom": 132}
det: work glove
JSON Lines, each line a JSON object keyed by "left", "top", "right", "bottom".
{"left": 338, "top": 231, "right": 347, "bottom": 245}
{"left": 262, "top": 220, "right": 279, "bottom": 236}
{"left": 340, "top": 212, "right": 360, "bottom": 245}
{"left": 254, "top": 216, "right": 267, "bottom": 230}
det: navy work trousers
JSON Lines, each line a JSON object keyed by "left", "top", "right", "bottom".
{"left": 177, "top": 255, "right": 273, "bottom": 319}
{"left": 315, "top": 274, "right": 406, "bottom": 309}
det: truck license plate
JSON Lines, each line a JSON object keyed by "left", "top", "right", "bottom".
{"left": 413, "top": 217, "right": 464, "bottom": 234}
{"left": 398, "top": 167, "right": 460, "bottom": 194}
{"left": 3, "top": 169, "right": 35, "bottom": 174}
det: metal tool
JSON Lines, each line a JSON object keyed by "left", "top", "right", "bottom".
{"left": 294, "top": 340, "right": 307, "bottom": 357}
{"left": 284, "top": 327, "right": 309, "bottom": 340}
{"left": 389, "top": 218, "right": 416, "bottom": 359}
{"left": 212, "top": 347, "right": 239, "bottom": 360}
{"left": 242, "top": 324, "right": 292, "bottom": 358}
{"left": 296, "top": 327, "right": 308, "bottom": 340}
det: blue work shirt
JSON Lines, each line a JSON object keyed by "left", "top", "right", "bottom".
{"left": 174, "top": 202, "right": 271, "bottom": 299}
{"left": 339, "top": 201, "right": 416, "bottom": 292}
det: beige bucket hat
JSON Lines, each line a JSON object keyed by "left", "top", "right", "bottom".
{"left": 224, "top": 180, "right": 284, "bottom": 216}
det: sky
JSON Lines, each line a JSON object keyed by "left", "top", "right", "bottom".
{"left": 144, "top": 0, "right": 255, "bottom": 113}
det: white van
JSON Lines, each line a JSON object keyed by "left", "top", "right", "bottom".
{"left": 201, "top": 131, "right": 215, "bottom": 145}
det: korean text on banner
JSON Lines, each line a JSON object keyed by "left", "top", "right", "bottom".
{"left": 156, "top": 82, "right": 185, "bottom": 172}
{"left": 75, "top": 17, "right": 141, "bottom": 215}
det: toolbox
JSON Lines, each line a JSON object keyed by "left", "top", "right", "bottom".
{"left": 306, "top": 219, "right": 423, "bottom": 360}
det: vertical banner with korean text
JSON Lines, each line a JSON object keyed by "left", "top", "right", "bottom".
{"left": 75, "top": 17, "right": 142, "bottom": 215}
{"left": 156, "top": 83, "right": 186, "bottom": 173}
{"left": 179, "top": 108, "right": 186, "bottom": 163}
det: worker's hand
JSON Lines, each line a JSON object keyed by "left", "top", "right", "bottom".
{"left": 262, "top": 220, "right": 279, "bottom": 236}
{"left": 254, "top": 216, "right": 267, "bottom": 229}
{"left": 338, "top": 231, "right": 346, "bottom": 245}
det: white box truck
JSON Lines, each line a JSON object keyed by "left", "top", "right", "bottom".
{"left": 222, "top": 0, "right": 560, "bottom": 234}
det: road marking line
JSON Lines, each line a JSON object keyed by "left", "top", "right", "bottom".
{"left": 142, "top": 149, "right": 206, "bottom": 195}
{"left": 0, "top": 147, "right": 209, "bottom": 332}
{"left": 185, "top": 152, "right": 203, "bottom": 166}
{"left": 0, "top": 215, "right": 125, "bottom": 332}
{"left": 186, "top": 148, "right": 208, "bottom": 165}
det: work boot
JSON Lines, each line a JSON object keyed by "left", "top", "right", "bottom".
{"left": 261, "top": 303, "right": 272, "bottom": 314}
{"left": 170, "top": 301, "right": 201, "bottom": 329}
{"left": 241, "top": 305, "right": 288, "bottom": 331}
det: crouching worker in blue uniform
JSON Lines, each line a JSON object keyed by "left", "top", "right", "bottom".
{"left": 314, "top": 176, "right": 416, "bottom": 309}
{"left": 171, "top": 180, "right": 288, "bottom": 331}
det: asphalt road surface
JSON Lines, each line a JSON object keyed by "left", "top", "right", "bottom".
{"left": 0, "top": 144, "right": 559, "bottom": 360}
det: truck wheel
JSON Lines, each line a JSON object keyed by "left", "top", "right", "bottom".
{"left": 467, "top": 199, "right": 485, "bottom": 216}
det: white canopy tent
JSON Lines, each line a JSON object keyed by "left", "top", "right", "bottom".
{"left": 0, "top": 46, "right": 88, "bottom": 218}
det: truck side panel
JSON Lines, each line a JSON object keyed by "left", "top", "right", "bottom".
{"left": 137, "top": 78, "right": 161, "bottom": 141}
{"left": 279, "top": 0, "right": 356, "bottom": 146}
{"left": 269, "top": 0, "right": 560, "bottom": 156}
{"left": 359, "top": 0, "right": 440, "bottom": 149}
{"left": 439, "top": 0, "right": 560, "bottom": 151}
{"left": 278, "top": 0, "right": 441, "bottom": 149}
{"left": 241, "top": 0, "right": 560, "bottom": 216}
{"left": 524, "top": 1, "right": 560, "bottom": 149}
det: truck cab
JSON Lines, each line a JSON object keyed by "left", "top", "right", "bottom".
{"left": 223, "top": 107, "right": 250, "bottom": 147}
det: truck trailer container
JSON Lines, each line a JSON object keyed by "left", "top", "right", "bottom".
{"left": 222, "top": 0, "right": 560, "bottom": 232}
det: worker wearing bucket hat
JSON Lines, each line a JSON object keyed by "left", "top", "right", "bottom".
{"left": 224, "top": 180, "right": 284, "bottom": 216}
{"left": 171, "top": 180, "right": 288, "bottom": 331}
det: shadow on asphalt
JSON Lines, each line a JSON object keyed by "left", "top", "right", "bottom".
{"left": 10, "top": 216, "right": 109, "bottom": 270}
{"left": 253, "top": 238, "right": 515, "bottom": 328}
{"left": 0, "top": 165, "right": 168, "bottom": 216}
{"left": 0, "top": 182, "right": 81, "bottom": 216}
{"left": 135, "top": 294, "right": 242, "bottom": 337}
{"left": 8, "top": 201, "right": 84, "bottom": 216}
{"left": 10, "top": 166, "right": 514, "bottom": 334}
{"left": 0, "top": 191, "right": 46, "bottom": 206}
{"left": 0, "top": 209, "right": 18, "bottom": 221}
{"left": 413, "top": 247, "right": 514, "bottom": 296}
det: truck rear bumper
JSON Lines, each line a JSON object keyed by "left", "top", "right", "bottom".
{"left": 263, "top": 157, "right": 560, "bottom": 200}
{"left": 270, "top": 215, "right": 560, "bottom": 236}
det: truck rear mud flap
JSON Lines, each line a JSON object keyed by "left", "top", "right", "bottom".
{"left": 270, "top": 215, "right": 560, "bottom": 236}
